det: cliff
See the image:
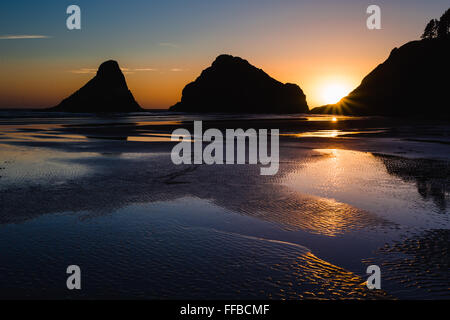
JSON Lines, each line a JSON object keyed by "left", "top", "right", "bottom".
{"left": 311, "top": 38, "right": 450, "bottom": 118}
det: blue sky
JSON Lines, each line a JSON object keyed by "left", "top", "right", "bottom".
{"left": 1, "top": 0, "right": 448, "bottom": 108}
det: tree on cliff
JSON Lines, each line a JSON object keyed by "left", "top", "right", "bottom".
{"left": 421, "top": 8, "right": 450, "bottom": 39}
{"left": 421, "top": 19, "right": 438, "bottom": 39}
{"left": 437, "top": 8, "right": 450, "bottom": 39}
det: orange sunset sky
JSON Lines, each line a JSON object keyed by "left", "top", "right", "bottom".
{"left": 0, "top": 1, "right": 448, "bottom": 109}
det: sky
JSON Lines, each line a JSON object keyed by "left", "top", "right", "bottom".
{"left": 0, "top": 0, "right": 448, "bottom": 109}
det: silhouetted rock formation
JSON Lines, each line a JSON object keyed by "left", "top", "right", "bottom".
{"left": 170, "top": 54, "right": 309, "bottom": 114}
{"left": 311, "top": 38, "right": 450, "bottom": 118}
{"left": 50, "top": 60, "right": 142, "bottom": 113}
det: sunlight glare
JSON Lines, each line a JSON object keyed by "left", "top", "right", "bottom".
{"left": 321, "top": 83, "right": 351, "bottom": 105}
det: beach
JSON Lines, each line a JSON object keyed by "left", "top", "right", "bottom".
{"left": 0, "top": 111, "right": 449, "bottom": 299}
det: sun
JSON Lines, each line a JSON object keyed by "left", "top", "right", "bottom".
{"left": 321, "top": 83, "right": 351, "bottom": 105}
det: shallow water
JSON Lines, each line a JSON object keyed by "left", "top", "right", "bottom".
{"left": 0, "top": 144, "right": 94, "bottom": 187}
{"left": 281, "top": 130, "right": 386, "bottom": 138}
{"left": 284, "top": 149, "right": 450, "bottom": 228}
{"left": 0, "top": 198, "right": 389, "bottom": 299}
{"left": 0, "top": 113, "right": 449, "bottom": 299}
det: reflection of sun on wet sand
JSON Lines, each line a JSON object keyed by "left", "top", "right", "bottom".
{"left": 0, "top": 198, "right": 391, "bottom": 299}
{"left": 281, "top": 129, "right": 385, "bottom": 138}
{"left": 0, "top": 114, "right": 449, "bottom": 299}
{"left": 284, "top": 149, "right": 449, "bottom": 227}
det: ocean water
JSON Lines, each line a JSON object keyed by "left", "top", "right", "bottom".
{"left": 0, "top": 111, "right": 449, "bottom": 299}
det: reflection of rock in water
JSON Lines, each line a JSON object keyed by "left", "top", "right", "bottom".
{"left": 364, "top": 229, "right": 450, "bottom": 299}
{"left": 0, "top": 148, "right": 391, "bottom": 236}
{"left": 374, "top": 154, "right": 450, "bottom": 211}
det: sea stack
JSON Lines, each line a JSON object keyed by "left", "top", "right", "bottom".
{"left": 311, "top": 38, "right": 450, "bottom": 118}
{"left": 50, "top": 60, "right": 142, "bottom": 113}
{"left": 170, "top": 54, "right": 309, "bottom": 114}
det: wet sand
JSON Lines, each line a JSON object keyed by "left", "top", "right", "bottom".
{"left": 0, "top": 112, "right": 449, "bottom": 299}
